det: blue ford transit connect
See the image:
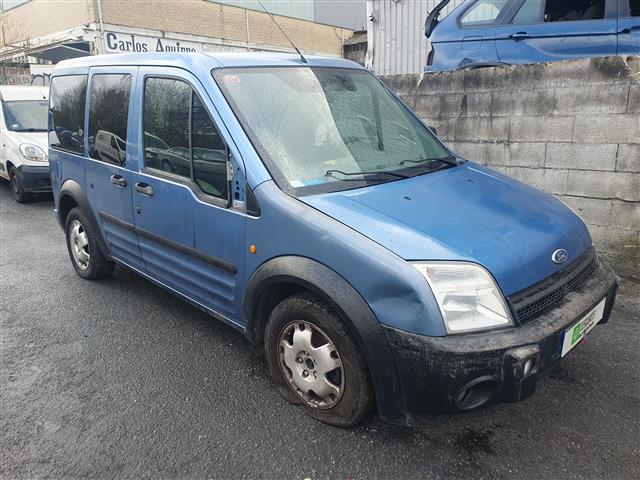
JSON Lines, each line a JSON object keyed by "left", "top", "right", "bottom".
{"left": 425, "top": 0, "right": 640, "bottom": 72}
{"left": 49, "top": 53, "right": 618, "bottom": 427}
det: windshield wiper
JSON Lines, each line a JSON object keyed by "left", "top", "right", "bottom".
{"left": 325, "top": 169, "right": 410, "bottom": 180}
{"left": 14, "top": 128, "right": 46, "bottom": 132}
{"left": 399, "top": 155, "right": 457, "bottom": 167}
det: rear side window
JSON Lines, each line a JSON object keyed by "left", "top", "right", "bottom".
{"left": 512, "top": 0, "right": 544, "bottom": 24}
{"left": 143, "top": 77, "right": 228, "bottom": 201}
{"left": 49, "top": 75, "right": 87, "bottom": 155}
{"left": 543, "top": 0, "right": 605, "bottom": 22}
{"left": 88, "top": 74, "right": 132, "bottom": 166}
{"left": 460, "top": 0, "right": 510, "bottom": 26}
{"left": 629, "top": 0, "right": 639, "bottom": 16}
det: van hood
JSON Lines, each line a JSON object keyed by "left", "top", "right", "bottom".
{"left": 7, "top": 130, "right": 48, "bottom": 153}
{"left": 302, "top": 163, "right": 592, "bottom": 296}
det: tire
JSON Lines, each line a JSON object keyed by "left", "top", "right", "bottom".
{"left": 65, "top": 207, "right": 115, "bottom": 280}
{"left": 265, "top": 292, "right": 373, "bottom": 427}
{"left": 9, "top": 166, "right": 31, "bottom": 203}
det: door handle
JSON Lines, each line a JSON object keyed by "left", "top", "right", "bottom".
{"left": 135, "top": 182, "right": 154, "bottom": 196}
{"left": 620, "top": 26, "right": 640, "bottom": 34}
{"left": 510, "top": 32, "right": 531, "bottom": 40}
{"left": 110, "top": 174, "right": 127, "bottom": 187}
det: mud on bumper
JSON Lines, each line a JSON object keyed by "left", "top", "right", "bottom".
{"left": 383, "top": 261, "right": 619, "bottom": 415}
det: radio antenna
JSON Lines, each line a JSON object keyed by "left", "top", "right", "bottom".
{"left": 255, "top": 0, "right": 307, "bottom": 64}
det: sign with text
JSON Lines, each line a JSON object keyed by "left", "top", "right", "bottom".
{"left": 104, "top": 32, "right": 201, "bottom": 54}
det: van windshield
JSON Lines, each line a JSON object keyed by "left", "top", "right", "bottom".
{"left": 213, "top": 67, "right": 453, "bottom": 195}
{"left": 2, "top": 100, "right": 49, "bottom": 132}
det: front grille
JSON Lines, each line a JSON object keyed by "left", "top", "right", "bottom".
{"left": 507, "top": 248, "right": 598, "bottom": 324}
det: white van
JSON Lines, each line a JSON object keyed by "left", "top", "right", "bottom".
{"left": 0, "top": 85, "right": 50, "bottom": 202}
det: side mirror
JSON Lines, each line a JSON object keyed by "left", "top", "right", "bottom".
{"left": 429, "top": 125, "right": 438, "bottom": 137}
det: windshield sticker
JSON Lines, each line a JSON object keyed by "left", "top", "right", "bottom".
{"left": 224, "top": 75, "right": 241, "bottom": 84}
{"left": 290, "top": 178, "right": 329, "bottom": 188}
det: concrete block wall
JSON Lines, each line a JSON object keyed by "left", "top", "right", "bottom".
{"left": 383, "top": 56, "right": 640, "bottom": 278}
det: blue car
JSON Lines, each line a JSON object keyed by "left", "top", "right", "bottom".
{"left": 426, "top": 0, "right": 640, "bottom": 72}
{"left": 49, "top": 53, "right": 618, "bottom": 427}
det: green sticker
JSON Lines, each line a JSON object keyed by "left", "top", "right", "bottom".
{"left": 571, "top": 323, "right": 583, "bottom": 345}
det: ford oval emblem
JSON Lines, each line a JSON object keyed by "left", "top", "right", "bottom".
{"left": 552, "top": 249, "right": 568, "bottom": 264}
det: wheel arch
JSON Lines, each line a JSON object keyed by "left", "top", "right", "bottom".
{"left": 58, "top": 179, "right": 111, "bottom": 260}
{"left": 244, "top": 255, "right": 409, "bottom": 425}
{"left": 59, "top": 194, "right": 79, "bottom": 225}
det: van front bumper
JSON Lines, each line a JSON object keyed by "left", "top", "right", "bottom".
{"left": 383, "top": 260, "right": 618, "bottom": 416}
{"left": 16, "top": 164, "right": 52, "bottom": 193}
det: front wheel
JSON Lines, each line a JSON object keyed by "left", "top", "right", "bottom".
{"left": 65, "top": 207, "right": 115, "bottom": 279}
{"left": 9, "top": 166, "right": 30, "bottom": 203}
{"left": 265, "top": 292, "right": 373, "bottom": 427}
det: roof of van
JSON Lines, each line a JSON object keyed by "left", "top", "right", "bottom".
{"left": 53, "top": 52, "right": 363, "bottom": 75}
{"left": 0, "top": 85, "right": 49, "bottom": 101}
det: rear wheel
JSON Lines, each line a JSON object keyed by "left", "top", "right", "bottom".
{"left": 265, "top": 292, "right": 373, "bottom": 427}
{"left": 65, "top": 207, "right": 114, "bottom": 279}
{"left": 9, "top": 166, "right": 30, "bottom": 203}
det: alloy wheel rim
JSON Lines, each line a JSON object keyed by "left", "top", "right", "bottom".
{"left": 69, "top": 220, "right": 90, "bottom": 270}
{"left": 278, "top": 321, "right": 344, "bottom": 409}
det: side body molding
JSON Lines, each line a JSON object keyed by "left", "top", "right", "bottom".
{"left": 244, "top": 255, "right": 409, "bottom": 425}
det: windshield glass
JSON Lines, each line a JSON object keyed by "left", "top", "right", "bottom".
{"left": 2, "top": 100, "right": 48, "bottom": 132}
{"left": 213, "top": 67, "right": 452, "bottom": 195}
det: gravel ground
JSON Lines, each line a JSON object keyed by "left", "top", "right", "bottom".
{"left": 1, "top": 181, "right": 639, "bottom": 480}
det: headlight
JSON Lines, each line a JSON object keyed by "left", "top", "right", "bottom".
{"left": 412, "top": 262, "right": 513, "bottom": 334}
{"left": 19, "top": 144, "right": 47, "bottom": 162}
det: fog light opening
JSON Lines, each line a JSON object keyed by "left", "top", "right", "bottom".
{"left": 454, "top": 376, "right": 499, "bottom": 411}
{"left": 523, "top": 358, "right": 536, "bottom": 377}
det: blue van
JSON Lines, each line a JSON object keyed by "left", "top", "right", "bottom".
{"left": 425, "top": 0, "right": 640, "bottom": 72}
{"left": 49, "top": 53, "right": 618, "bottom": 427}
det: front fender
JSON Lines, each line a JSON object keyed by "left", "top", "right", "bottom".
{"left": 244, "top": 255, "right": 410, "bottom": 425}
